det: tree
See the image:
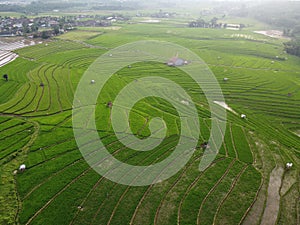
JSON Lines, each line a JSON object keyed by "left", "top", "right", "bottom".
{"left": 59, "top": 17, "right": 66, "bottom": 29}
{"left": 239, "top": 24, "right": 246, "bottom": 30}
{"left": 22, "top": 24, "right": 30, "bottom": 34}
{"left": 41, "top": 31, "right": 49, "bottom": 39}
{"left": 210, "top": 17, "right": 218, "bottom": 28}
{"left": 31, "top": 23, "right": 39, "bottom": 32}
{"left": 197, "top": 18, "right": 206, "bottom": 27}
{"left": 53, "top": 25, "right": 59, "bottom": 35}
{"left": 3, "top": 74, "right": 8, "bottom": 81}
{"left": 284, "top": 39, "right": 300, "bottom": 57}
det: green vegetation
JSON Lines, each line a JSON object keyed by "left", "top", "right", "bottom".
{"left": 0, "top": 1, "right": 87, "bottom": 14}
{"left": 228, "top": 1, "right": 300, "bottom": 57}
{"left": 0, "top": 12, "right": 299, "bottom": 225}
{"left": 284, "top": 39, "right": 300, "bottom": 57}
{"left": 56, "top": 30, "right": 103, "bottom": 42}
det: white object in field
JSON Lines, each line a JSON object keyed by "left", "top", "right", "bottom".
{"left": 223, "top": 77, "right": 228, "bottom": 81}
{"left": 286, "top": 162, "right": 293, "bottom": 169}
{"left": 19, "top": 164, "right": 26, "bottom": 171}
{"left": 271, "top": 61, "right": 274, "bottom": 64}
{"left": 241, "top": 114, "right": 246, "bottom": 119}
{"left": 214, "top": 101, "right": 237, "bottom": 114}
{"left": 91, "top": 80, "right": 95, "bottom": 84}
{"left": 180, "top": 100, "right": 189, "bottom": 106}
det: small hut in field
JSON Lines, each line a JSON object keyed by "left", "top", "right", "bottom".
{"left": 167, "top": 53, "right": 189, "bottom": 67}
{"left": 201, "top": 142, "right": 209, "bottom": 150}
{"left": 107, "top": 101, "right": 113, "bottom": 108}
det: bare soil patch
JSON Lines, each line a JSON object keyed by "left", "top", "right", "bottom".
{"left": 254, "top": 30, "right": 290, "bottom": 40}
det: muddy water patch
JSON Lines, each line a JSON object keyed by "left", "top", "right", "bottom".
{"left": 260, "top": 166, "right": 284, "bottom": 225}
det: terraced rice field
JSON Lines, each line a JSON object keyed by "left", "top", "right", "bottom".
{"left": 0, "top": 20, "right": 299, "bottom": 225}
{"left": 0, "top": 40, "right": 36, "bottom": 67}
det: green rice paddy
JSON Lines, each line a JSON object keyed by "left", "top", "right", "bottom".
{"left": 0, "top": 18, "right": 299, "bottom": 225}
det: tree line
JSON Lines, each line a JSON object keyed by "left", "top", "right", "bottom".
{"left": 284, "top": 39, "right": 300, "bottom": 57}
{"left": 227, "top": 1, "right": 300, "bottom": 57}
{"left": 0, "top": 1, "right": 87, "bottom": 14}
{"left": 188, "top": 17, "right": 245, "bottom": 30}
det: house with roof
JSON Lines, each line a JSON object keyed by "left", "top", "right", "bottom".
{"left": 226, "top": 24, "right": 240, "bottom": 30}
{"left": 167, "top": 53, "right": 189, "bottom": 67}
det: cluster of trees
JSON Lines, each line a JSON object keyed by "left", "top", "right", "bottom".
{"left": 282, "top": 24, "right": 300, "bottom": 57}
{"left": 188, "top": 17, "right": 245, "bottom": 30}
{"left": 0, "top": 13, "right": 121, "bottom": 38}
{"left": 253, "top": 4, "right": 300, "bottom": 31}
{"left": 0, "top": 0, "right": 144, "bottom": 14}
{"left": 284, "top": 39, "right": 300, "bottom": 57}
{"left": 283, "top": 25, "right": 300, "bottom": 38}
{"left": 225, "top": 1, "right": 300, "bottom": 57}
{"left": 150, "top": 9, "right": 177, "bottom": 18}
{"left": 283, "top": 25, "right": 300, "bottom": 57}
{"left": 0, "top": 1, "right": 87, "bottom": 14}
{"left": 226, "top": 1, "right": 300, "bottom": 30}
{"left": 189, "top": 17, "right": 219, "bottom": 28}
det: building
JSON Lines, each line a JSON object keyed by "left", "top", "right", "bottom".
{"left": 226, "top": 24, "right": 241, "bottom": 30}
{"left": 167, "top": 53, "right": 189, "bottom": 67}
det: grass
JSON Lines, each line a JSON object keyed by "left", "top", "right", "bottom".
{"left": 0, "top": 58, "right": 37, "bottom": 104}
{"left": 197, "top": 160, "right": 245, "bottom": 225}
{"left": 231, "top": 125, "right": 253, "bottom": 163}
{"left": 214, "top": 166, "right": 261, "bottom": 225}
{"left": 0, "top": 16, "right": 299, "bottom": 225}
{"left": 57, "top": 30, "right": 104, "bottom": 42}
{"left": 0, "top": 117, "right": 37, "bottom": 225}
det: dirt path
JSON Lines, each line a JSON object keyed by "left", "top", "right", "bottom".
{"left": 260, "top": 166, "right": 284, "bottom": 225}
